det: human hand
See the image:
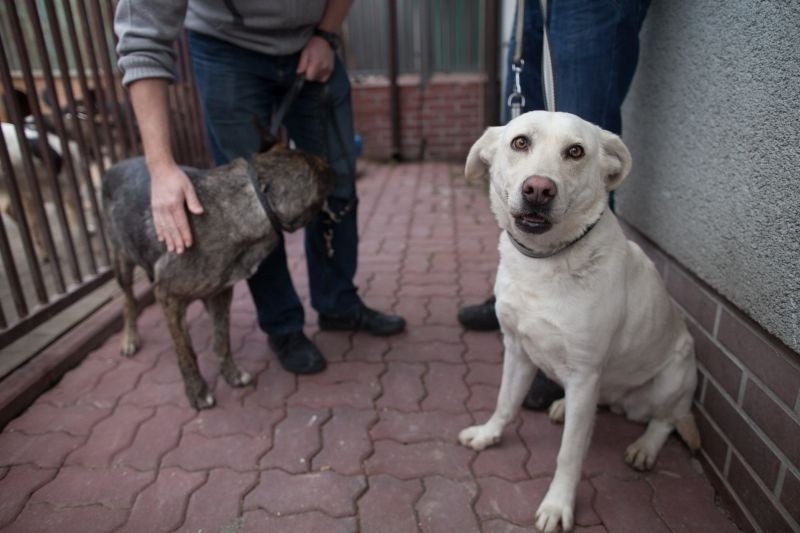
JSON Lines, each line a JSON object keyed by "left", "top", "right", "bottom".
{"left": 297, "top": 36, "right": 335, "bottom": 83}
{"left": 149, "top": 163, "right": 203, "bottom": 254}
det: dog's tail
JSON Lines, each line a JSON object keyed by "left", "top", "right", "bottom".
{"left": 675, "top": 414, "right": 701, "bottom": 451}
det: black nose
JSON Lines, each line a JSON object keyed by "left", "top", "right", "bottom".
{"left": 522, "top": 176, "right": 557, "bottom": 206}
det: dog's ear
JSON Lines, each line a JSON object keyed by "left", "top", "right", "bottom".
{"left": 600, "top": 130, "right": 632, "bottom": 190}
{"left": 465, "top": 126, "right": 501, "bottom": 182}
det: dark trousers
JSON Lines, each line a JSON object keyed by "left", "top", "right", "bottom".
{"left": 189, "top": 31, "right": 361, "bottom": 336}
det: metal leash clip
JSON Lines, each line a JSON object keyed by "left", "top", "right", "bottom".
{"left": 507, "top": 59, "right": 525, "bottom": 120}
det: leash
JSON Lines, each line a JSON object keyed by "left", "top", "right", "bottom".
{"left": 269, "top": 74, "right": 306, "bottom": 138}
{"left": 508, "top": 0, "right": 555, "bottom": 119}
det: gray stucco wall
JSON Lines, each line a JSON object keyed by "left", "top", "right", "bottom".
{"left": 617, "top": 1, "right": 800, "bottom": 353}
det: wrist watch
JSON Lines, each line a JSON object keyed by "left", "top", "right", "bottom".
{"left": 313, "top": 28, "right": 341, "bottom": 51}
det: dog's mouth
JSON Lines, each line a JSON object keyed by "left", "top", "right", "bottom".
{"left": 514, "top": 211, "right": 553, "bottom": 234}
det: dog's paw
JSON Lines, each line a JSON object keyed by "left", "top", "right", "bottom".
{"left": 119, "top": 333, "right": 140, "bottom": 358}
{"left": 625, "top": 438, "right": 659, "bottom": 471}
{"left": 221, "top": 363, "right": 253, "bottom": 388}
{"left": 548, "top": 398, "right": 565, "bottom": 424}
{"left": 458, "top": 425, "right": 501, "bottom": 451}
{"left": 189, "top": 390, "right": 216, "bottom": 410}
{"left": 536, "top": 498, "right": 574, "bottom": 532}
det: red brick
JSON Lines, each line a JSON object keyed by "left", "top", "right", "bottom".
{"left": 348, "top": 334, "right": 391, "bottom": 361}
{"left": 592, "top": 474, "right": 671, "bottom": 533}
{"left": 386, "top": 341, "right": 464, "bottom": 364}
{"left": 371, "top": 410, "right": 472, "bottom": 444}
{"left": 741, "top": 379, "right": 800, "bottom": 467}
{"left": 305, "top": 360, "right": 384, "bottom": 386}
{"left": 426, "top": 297, "right": 462, "bottom": 325}
{"left": 0, "top": 465, "right": 57, "bottom": 527}
{"left": 467, "top": 384, "right": 500, "bottom": 412}
{"left": 651, "top": 472, "right": 741, "bottom": 532}
{"left": 394, "top": 297, "right": 429, "bottom": 326}
{"left": 481, "top": 519, "right": 531, "bottom": 533}
{"left": 689, "top": 321, "right": 743, "bottom": 399}
{"left": 6, "top": 402, "right": 111, "bottom": 436}
{"left": 180, "top": 469, "right": 258, "bottom": 533}
{"left": 0, "top": 430, "right": 84, "bottom": 468}
{"left": 703, "top": 381, "right": 781, "bottom": 486}
{"left": 666, "top": 265, "right": 719, "bottom": 333}
{"left": 310, "top": 330, "right": 352, "bottom": 362}
{"left": 114, "top": 404, "right": 196, "bottom": 470}
{"left": 695, "top": 409, "right": 729, "bottom": 474}
{"left": 119, "top": 377, "right": 189, "bottom": 408}
{"left": 377, "top": 362, "right": 426, "bottom": 411}
{"left": 463, "top": 331, "right": 503, "bottom": 363}
{"left": 118, "top": 467, "right": 206, "bottom": 533}
{"left": 261, "top": 407, "right": 329, "bottom": 473}
{"left": 727, "top": 453, "right": 793, "bottom": 533}
{"left": 476, "top": 476, "right": 549, "bottom": 525}
{"left": 30, "top": 465, "right": 154, "bottom": 508}
{"left": 313, "top": 407, "right": 377, "bottom": 475}
{"left": 716, "top": 308, "right": 800, "bottom": 408}
{"left": 399, "top": 283, "right": 460, "bottom": 298}
{"left": 366, "top": 441, "right": 474, "bottom": 479}
{"left": 780, "top": 468, "right": 800, "bottom": 525}
{"left": 422, "top": 362, "right": 470, "bottom": 413}
{"left": 466, "top": 362, "right": 502, "bottom": 387}
{"left": 65, "top": 404, "right": 153, "bottom": 468}
{"left": 580, "top": 411, "right": 643, "bottom": 479}
{"left": 240, "top": 509, "right": 357, "bottom": 533}
{"left": 244, "top": 469, "right": 365, "bottom": 517}
{"left": 78, "top": 357, "right": 155, "bottom": 408}
{"left": 417, "top": 476, "right": 479, "bottom": 532}
{"left": 162, "top": 432, "right": 270, "bottom": 471}
{"left": 10, "top": 502, "right": 128, "bottom": 533}
{"left": 289, "top": 380, "right": 379, "bottom": 409}
{"left": 184, "top": 403, "right": 281, "bottom": 438}
{"left": 242, "top": 361, "right": 297, "bottom": 409}
{"left": 473, "top": 421, "right": 531, "bottom": 482}
{"left": 37, "top": 358, "right": 118, "bottom": 407}
{"left": 358, "top": 474, "right": 424, "bottom": 533}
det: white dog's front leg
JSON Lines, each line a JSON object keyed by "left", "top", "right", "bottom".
{"left": 536, "top": 374, "right": 600, "bottom": 532}
{"left": 459, "top": 341, "right": 535, "bottom": 450}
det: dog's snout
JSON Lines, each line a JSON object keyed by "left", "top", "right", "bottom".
{"left": 522, "top": 176, "right": 557, "bottom": 206}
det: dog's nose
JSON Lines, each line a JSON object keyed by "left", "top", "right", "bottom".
{"left": 522, "top": 176, "right": 557, "bottom": 206}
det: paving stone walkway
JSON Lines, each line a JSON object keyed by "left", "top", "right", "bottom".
{"left": 0, "top": 162, "right": 740, "bottom": 532}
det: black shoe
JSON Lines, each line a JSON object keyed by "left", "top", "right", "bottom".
{"left": 318, "top": 304, "right": 406, "bottom": 336}
{"left": 522, "top": 369, "right": 564, "bottom": 410}
{"left": 268, "top": 331, "right": 327, "bottom": 375}
{"left": 457, "top": 297, "right": 500, "bottom": 331}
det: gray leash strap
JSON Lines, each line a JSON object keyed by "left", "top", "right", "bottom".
{"left": 508, "top": 0, "right": 555, "bottom": 119}
{"left": 539, "top": 0, "right": 555, "bottom": 112}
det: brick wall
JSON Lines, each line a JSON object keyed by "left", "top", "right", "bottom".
{"left": 623, "top": 221, "right": 800, "bottom": 533}
{"left": 351, "top": 73, "right": 487, "bottom": 162}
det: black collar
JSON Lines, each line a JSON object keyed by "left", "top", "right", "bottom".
{"left": 246, "top": 162, "right": 283, "bottom": 233}
{"left": 506, "top": 212, "right": 603, "bottom": 259}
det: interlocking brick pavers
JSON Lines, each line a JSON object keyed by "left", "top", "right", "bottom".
{"left": 0, "top": 162, "right": 741, "bottom": 532}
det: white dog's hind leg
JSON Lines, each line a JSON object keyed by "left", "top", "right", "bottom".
{"left": 459, "top": 341, "right": 535, "bottom": 450}
{"left": 536, "top": 374, "right": 600, "bottom": 533}
{"left": 625, "top": 418, "right": 673, "bottom": 471}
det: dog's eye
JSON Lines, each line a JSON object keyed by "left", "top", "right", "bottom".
{"left": 511, "top": 136, "right": 529, "bottom": 151}
{"left": 566, "top": 144, "right": 584, "bottom": 159}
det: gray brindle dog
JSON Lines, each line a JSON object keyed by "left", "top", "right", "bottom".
{"left": 103, "top": 138, "right": 334, "bottom": 409}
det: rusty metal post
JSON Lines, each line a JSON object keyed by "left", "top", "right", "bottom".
{"left": 387, "top": 0, "right": 402, "bottom": 161}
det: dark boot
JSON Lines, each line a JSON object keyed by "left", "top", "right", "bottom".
{"left": 268, "top": 331, "right": 327, "bottom": 374}
{"left": 319, "top": 303, "right": 406, "bottom": 336}
{"left": 522, "top": 369, "right": 564, "bottom": 410}
{"left": 457, "top": 297, "right": 500, "bottom": 331}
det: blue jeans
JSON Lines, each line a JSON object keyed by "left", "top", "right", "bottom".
{"left": 188, "top": 31, "right": 361, "bottom": 336}
{"left": 504, "top": 0, "right": 651, "bottom": 134}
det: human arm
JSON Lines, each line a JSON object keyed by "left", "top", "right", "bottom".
{"left": 296, "top": 0, "right": 354, "bottom": 82}
{"left": 115, "top": 0, "right": 201, "bottom": 254}
{"left": 129, "top": 79, "right": 203, "bottom": 254}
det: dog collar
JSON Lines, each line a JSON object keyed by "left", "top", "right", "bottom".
{"left": 506, "top": 212, "right": 603, "bottom": 259}
{"left": 246, "top": 162, "right": 283, "bottom": 233}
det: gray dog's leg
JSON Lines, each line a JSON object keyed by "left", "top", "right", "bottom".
{"left": 156, "top": 287, "right": 215, "bottom": 410}
{"left": 204, "top": 287, "right": 252, "bottom": 388}
{"left": 114, "top": 250, "right": 140, "bottom": 357}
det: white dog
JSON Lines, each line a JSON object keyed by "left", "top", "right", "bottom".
{"left": 458, "top": 111, "right": 699, "bottom": 532}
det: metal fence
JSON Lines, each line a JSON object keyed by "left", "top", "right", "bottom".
{"left": 345, "top": 0, "right": 485, "bottom": 76}
{"left": 0, "top": 0, "right": 208, "bottom": 348}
